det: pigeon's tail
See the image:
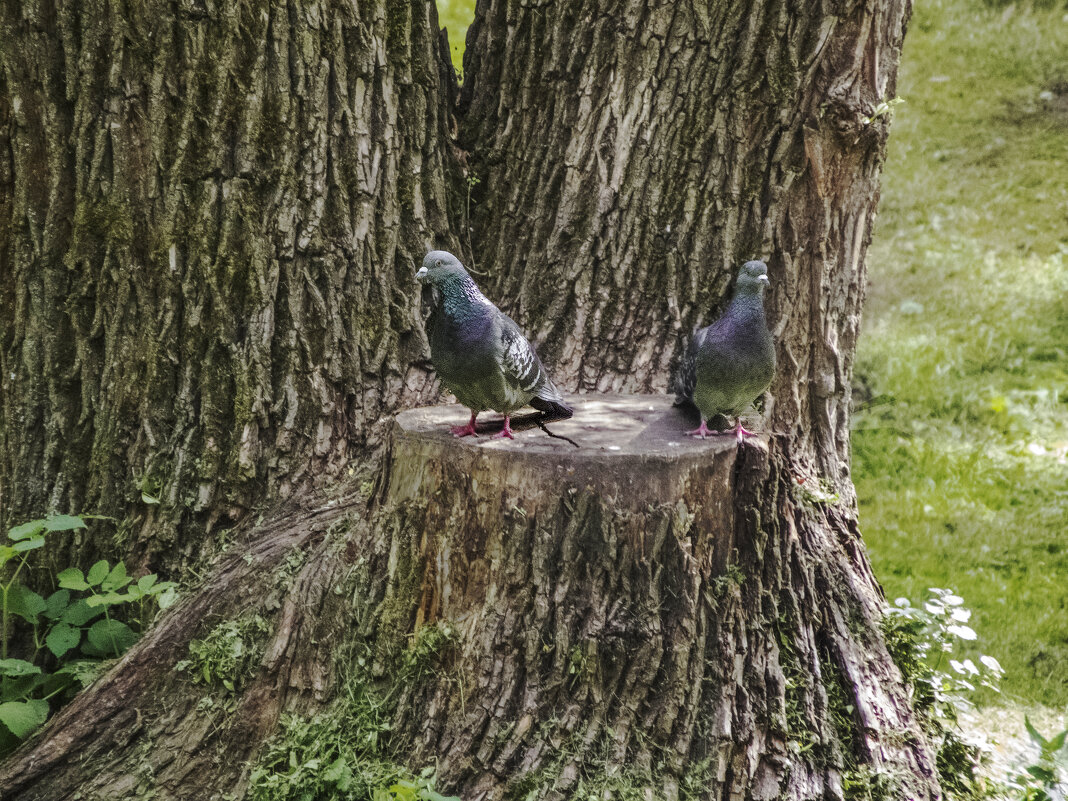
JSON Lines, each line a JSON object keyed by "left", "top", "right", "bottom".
{"left": 530, "top": 395, "right": 573, "bottom": 421}
{"left": 530, "top": 379, "right": 574, "bottom": 421}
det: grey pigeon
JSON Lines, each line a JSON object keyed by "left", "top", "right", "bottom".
{"left": 417, "top": 250, "right": 573, "bottom": 439}
{"left": 674, "top": 260, "right": 775, "bottom": 440}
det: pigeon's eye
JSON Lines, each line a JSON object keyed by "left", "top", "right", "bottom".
{"left": 436, "top": 260, "right": 444, "bottom": 268}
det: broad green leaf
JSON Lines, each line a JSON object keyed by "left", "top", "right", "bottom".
{"left": 137, "top": 575, "right": 158, "bottom": 593}
{"left": 45, "top": 622, "right": 81, "bottom": 658}
{"left": 141, "top": 492, "right": 160, "bottom": 505}
{"left": 85, "top": 618, "right": 138, "bottom": 657}
{"left": 85, "top": 592, "right": 126, "bottom": 608}
{"left": 7, "top": 584, "right": 47, "bottom": 624}
{"left": 157, "top": 587, "right": 178, "bottom": 609}
{"left": 60, "top": 598, "right": 105, "bottom": 626}
{"left": 86, "top": 560, "right": 110, "bottom": 587}
{"left": 7, "top": 520, "right": 47, "bottom": 541}
{"left": 0, "top": 700, "right": 49, "bottom": 739}
{"left": 0, "top": 659, "right": 42, "bottom": 677}
{"left": 102, "top": 562, "right": 130, "bottom": 592}
{"left": 44, "top": 515, "right": 86, "bottom": 532}
{"left": 43, "top": 589, "right": 71, "bottom": 620}
{"left": 0, "top": 545, "right": 15, "bottom": 568}
{"left": 57, "top": 568, "right": 89, "bottom": 591}
{"left": 12, "top": 536, "right": 45, "bottom": 553}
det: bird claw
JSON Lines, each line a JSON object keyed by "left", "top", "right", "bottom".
{"left": 451, "top": 424, "right": 478, "bottom": 437}
{"left": 492, "top": 416, "right": 515, "bottom": 439}
{"left": 686, "top": 421, "right": 711, "bottom": 438}
{"left": 733, "top": 420, "right": 756, "bottom": 442}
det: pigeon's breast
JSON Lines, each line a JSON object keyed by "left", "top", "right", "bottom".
{"left": 694, "top": 327, "right": 774, "bottom": 417}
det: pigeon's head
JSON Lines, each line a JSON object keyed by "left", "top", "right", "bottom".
{"left": 417, "top": 250, "right": 468, "bottom": 285}
{"left": 735, "top": 260, "right": 770, "bottom": 295}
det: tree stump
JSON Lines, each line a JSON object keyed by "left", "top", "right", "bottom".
{"left": 0, "top": 394, "right": 936, "bottom": 800}
{"left": 372, "top": 393, "right": 937, "bottom": 800}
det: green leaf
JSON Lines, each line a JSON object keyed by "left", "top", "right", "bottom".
{"left": 101, "top": 562, "right": 131, "bottom": 592}
{"left": 323, "top": 757, "right": 352, "bottom": 790}
{"left": 1026, "top": 716, "right": 1049, "bottom": 748}
{"left": 85, "top": 592, "right": 126, "bottom": 608}
{"left": 7, "top": 584, "right": 47, "bottom": 624}
{"left": 7, "top": 520, "right": 47, "bottom": 541}
{"left": 53, "top": 660, "right": 104, "bottom": 688}
{"left": 0, "top": 659, "right": 42, "bottom": 677}
{"left": 137, "top": 575, "right": 158, "bottom": 593}
{"left": 57, "top": 568, "right": 89, "bottom": 591}
{"left": 61, "top": 598, "right": 105, "bottom": 626}
{"left": 0, "top": 700, "right": 49, "bottom": 739}
{"left": 44, "top": 515, "right": 86, "bottom": 532}
{"left": 85, "top": 618, "right": 138, "bottom": 657}
{"left": 86, "top": 560, "right": 110, "bottom": 587}
{"left": 12, "top": 536, "right": 45, "bottom": 553}
{"left": 1048, "top": 727, "right": 1067, "bottom": 753}
{"left": 45, "top": 622, "right": 81, "bottom": 658}
{"left": 43, "top": 589, "right": 71, "bottom": 620}
{"left": 157, "top": 587, "right": 178, "bottom": 609}
{"left": 0, "top": 545, "right": 15, "bottom": 568}
{"left": 1025, "top": 765, "right": 1056, "bottom": 783}
{"left": 141, "top": 492, "right": 160, "bottom": 505}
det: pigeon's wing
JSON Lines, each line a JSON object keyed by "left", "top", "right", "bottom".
{"left": 673, "top": 327, "right": 705, "bottom": 406}
{"left": 497, "top": 314, "right": 573, "bottom": 419}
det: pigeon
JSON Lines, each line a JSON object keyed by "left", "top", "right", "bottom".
{"left": 416, "top": 250, "right": 573, "bottom": 439}
{"left": 673, "top": 260, "right": 775, "bottom": 441}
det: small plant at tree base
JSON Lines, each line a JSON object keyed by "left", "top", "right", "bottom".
{"left": 882, "top": 588, "right": 1004, "bottom": 800}
{"left": 1003, "top": 717, "right": 1068, "bottom": 801}
{"left": 0, "top": 515, "right": 177, "bottom": 754}
{"left": 175, "top": 613, "right": 272, "bottom": 694}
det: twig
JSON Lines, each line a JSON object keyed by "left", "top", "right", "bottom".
{"left": 535, "top": 418, "right": 580, "bottom": 448}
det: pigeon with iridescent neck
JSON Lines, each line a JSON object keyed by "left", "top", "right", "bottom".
{"left": 417, "top": 250, "right": 572, "bottom": 439}
{"left": 674, "top": 260, "right": 775, "bottom": 441}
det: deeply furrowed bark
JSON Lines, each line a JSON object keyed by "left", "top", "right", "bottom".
{"left": 0, "top": 0, "right": 938, "bottom": 799}
{"left": 0, "top": 0, "right": 462, "bottom": 567}
{"left": 461, "top": 0, "right": 907, "bottom": 494}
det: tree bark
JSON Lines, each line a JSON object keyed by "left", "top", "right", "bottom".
{"left": 0, "top": 0, "right": 461, "bottom": 567}
{"left": 0, "top": 0, "right": 937, "bottom": 798}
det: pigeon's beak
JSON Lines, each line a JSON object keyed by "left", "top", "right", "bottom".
{"left": 415, "top": 266, "right": 428, "bottom": 281}
{"left": 758, "top": 274, "right": 770, "bottom": 285}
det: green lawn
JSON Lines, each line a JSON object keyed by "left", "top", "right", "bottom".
{"left": 436, "top": 0, "right": 472, "bottom": 72}
{"left": 855, "top": 0, "right": 1068, "bottom": 706}
{"left": 434, "top": 0, "right": 1068, "bottom": 706}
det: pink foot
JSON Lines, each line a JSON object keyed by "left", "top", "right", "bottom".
{"left": 732, "top": 418, "right": 756, "bottom": 442}
{"left": 686, "top": 420, "right": 711, "bottom": 438}
{"left": 451, "top": 412, "right": 478, "bottom": 438}
{"left": 492, "top": 415, "right": 515, "bottom": 440}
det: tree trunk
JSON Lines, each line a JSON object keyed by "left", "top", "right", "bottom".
{"left": 0, "top": 0, "right": 937, "bottom": 798}
{"left": 0, "top": 0, "right": 461, "bottom": 568}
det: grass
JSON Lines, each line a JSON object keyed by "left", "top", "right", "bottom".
{"left": 854, "top": 0, "right": 1068, "bottom": 706}
{"left": 436, "top": 0, "right": 472, "bottom": 73}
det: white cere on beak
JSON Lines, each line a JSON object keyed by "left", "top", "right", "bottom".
{"left": 416, "top": 266, "right": 428, "bottom": 280}
{"left": 758, "top": 274, "right": 770, "bottom": 285}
